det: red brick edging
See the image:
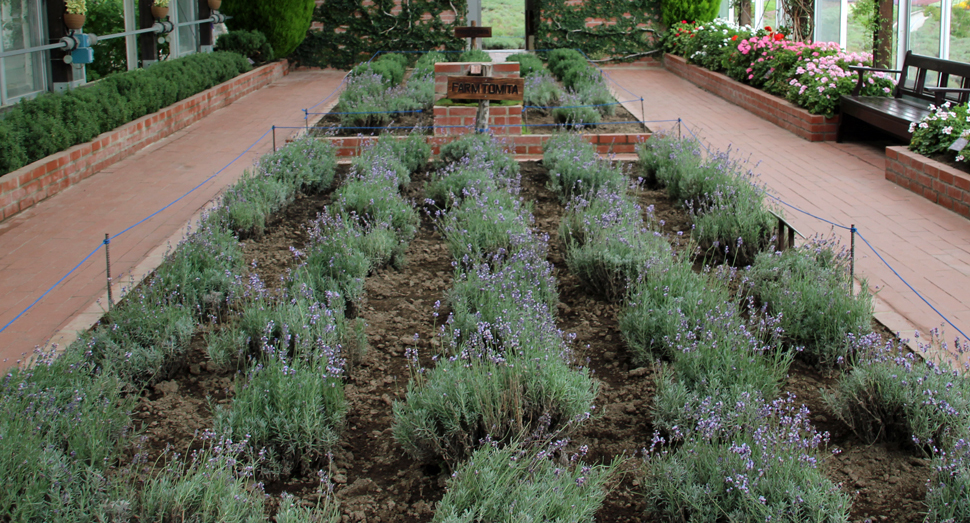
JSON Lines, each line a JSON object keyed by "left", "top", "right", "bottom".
{"left": 0, "top": 60, "right": 289, "bottom": 223}
{"left": 323, "top": 132, "right": 651, "bottom": 157}
{"left": 886, "top": 146, "right": 970, "bottom": 218}
{"left": 663, "top": 54, "right": 838, "bottom": 142}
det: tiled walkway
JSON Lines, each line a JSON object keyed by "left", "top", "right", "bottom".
{"left": 1, "top": 64, "right": 968, "bottom": 370}
{"left": 606, "top": 66, "right": 970, "bottom": 359}
{"left": 0, "top": 69, "right": 345, "bottom": 367}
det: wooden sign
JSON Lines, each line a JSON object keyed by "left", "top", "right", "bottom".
{"left": 454, "top": 26, "right": 492, "bottom": 39}
{"left": 447, "top": 76, "right": 524, "bottom": 101}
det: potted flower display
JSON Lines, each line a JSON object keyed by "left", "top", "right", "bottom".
{"left": 64, "top": 0, "right": 86, "bottom": 30}
{"left": 151, "top": 0, "right": 170, "bottom": 19}
{"left": 208, "top": 0, "right": 221, "bottom": 10}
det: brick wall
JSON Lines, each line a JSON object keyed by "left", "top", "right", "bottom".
{"left": 663, "top": 54, "right": 839, "bottom": 142}
{"left": 323, "top": 132, "right": 650, "bottom": 157}
{"left": 886, "top": 146, "right": 970, "bottom": 218}
{"left": 311, "top": 0, "right": 457, "bottom": 32}
{"left": 0, "top": 61, "right": 287, "bottom": 223}
{"left": 433, "top": 105, "right": 523, "bottom": 136}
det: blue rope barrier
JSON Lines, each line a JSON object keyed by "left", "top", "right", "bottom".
{"left": 313, "top": 109, "right": 425, "bottom": 116}
{"left": 857, "top": 231, "right": 970, "bottom": 342}
{"left": 0, "top": 244, "right": 104, "bottom": 336}
{"left": 765, "top": 193, "right": 852, "bottom": 231}
{"left": 287, "top": 120, "right": 653, "bottom": 132}
{"left": 523, "top": 99, "right": 639, "bottom": 110}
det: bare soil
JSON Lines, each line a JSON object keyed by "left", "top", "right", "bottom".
{"left": 128, "top": 161, "right": 932, "bottom": 522}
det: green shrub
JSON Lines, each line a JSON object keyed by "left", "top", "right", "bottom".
{"left": 84, "top": 0, "right": 126, "bottom": 80}
{"left": 644, "top": 394, "right": 851, "bottom": 522}
{"left": 438, "top": 187, "right": 534, "bottom": 263}
{"left": 393, "top": 340, "right": 597, "bottom": 464}
{"left": 523, "top": 73, "right": 562, "bottom": 108}
{"left": 546, "top": 49, "right": 586, "bottom": 78}
{"left": 215, "top": 29, "right": 275, "bottom": 64}
{"left": 434, "top": 443, "right": 615, "bottom": 522}
{"left": 222, "top": 0, "right": 315, "bottom": 57}
{"left": 0, "top": 349, "right": 132, "bottom": 522}
{"left": 826, "top": 333, "right": 970, "bottom": 449}
{"left": 437, "top": 132, "right": 519, "bottom": 177}
{"left": 414, "top": 51, "right": 447, "bottom": 77}
{"left": 747, "top": 237, "right": 874, "bottom": 366}
{"left": 0, "top": 52, "right": 250, "bottom": 178}
{"left": 543, "top": 133, "right": 624, "bottom": 201}
{"left": 505, "top": 52, "right": 545, "bottom": 77}
{"left": 927, "top": 439, "right": 970, "bottom": 522}
{"left": 134, "top": 433, "right": 267, "bottom": 522}
{"left": 334, "top": 179, "right": 419, "bottom": 248}
{"left": 459, "top": 49, "right": 492, "bottom": 62}
{"left": 560, "top": 188, "right": 671, "bottom": 301}
{"left": 660, "top": 0, "right": 720, "bottom": 28}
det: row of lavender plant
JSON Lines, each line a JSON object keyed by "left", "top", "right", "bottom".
{"left": 542, "top": 132, "right": 851, "bottom": 519}
{"left": 827, "top": 331, "right": 970, "bottom": 521}
{"left": 392, "top": 133, "right": 613, "bottom": 520}
{"left": 0, "top": 137, "right": 347, "bottom": 520}
{"left": 335, "top": 52, "right": 444, "bottom": 130}
{"left": 209, "top": 132, "right": 428, "bottom": 486}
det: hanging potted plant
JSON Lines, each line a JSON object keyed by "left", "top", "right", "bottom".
{"left": 64, "top": 0, "right": 86, "bottom": 30}
{"left": 151, "top": 0, "right": 170, "bottom": 19}
{"left": 208, "top": 0, "right": 221, "bottom": 11}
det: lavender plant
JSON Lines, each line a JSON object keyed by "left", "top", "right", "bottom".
{"left": 220, "top": 137, "right": 337, "bottom": 236}
{"left": 552, "top": 91, "right": 602, "bottom": 127}
{"left": 636, "top": 132, "right": 705, "bottom": 188}
{"left": 644, "top": 394, "right": 851, "bottom": 522}
{"left": 747, "top": 236, "right": 873, "bottom": 366}
{"left": 392, "top": 338, "right": 597, "bottom": 464}
{"left": 825, "top": 332, "right": 970, "bottom": 449}
{"left": 133, "top": 432, "right": 267, "bottom": 522}
{"left": 437, "top": 132, "right": 519, "bottom": 178}
{"left": 434, "top": 441, "right": 615, "bottom": 522}
{"left": 214, "top": 343, "right": 347, "bottom": 480}
{"left": 334, "top": 179, "right": 419, "bottom": 248}
{"left": 523, "top": 72, "right": 562, "bottom": 108}
{"left": 559, "top": 187, "right": 671, "bottom": 301}
{"left": 436, "top": 186, "right": 534, "bottom": 263}
{"left": 0, "top": 348, "right": 133, "bottom": 522}
{"left": 926, "top": 438, "right": 970, "bottom": 522}
{"left": 619, "top": 258, "right": 731, "bottom": 362}
{"left": 426, "top": 155, "right": 519, "bottom": 208}
{"left": 543, "top": 133, "right": 625, "bottom": 202}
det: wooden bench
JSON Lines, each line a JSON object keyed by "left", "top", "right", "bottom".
{"left": 838, "top": 51, "right": 970, "bottom": 143}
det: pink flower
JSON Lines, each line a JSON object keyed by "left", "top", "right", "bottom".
{"left": 749, "top": 74, "right": 754, "bottom": 79}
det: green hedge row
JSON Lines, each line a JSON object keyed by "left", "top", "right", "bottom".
{"left": 0, "top": 51, "right": 252, "bottom": 177}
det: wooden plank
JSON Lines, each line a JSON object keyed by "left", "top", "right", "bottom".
{"left": 447, "top": 76, "right": 524, "bottom": 101}
{"left": 454, "top": 26, "right": 492, "bottom": 38}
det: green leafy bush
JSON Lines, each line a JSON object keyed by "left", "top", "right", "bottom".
{"left": 543, "top": 133, "right": 624, "bottom": 201}
{"left": 826, "top": 333, "right": 970, "bottom": 449}
{"left": 434, "top": 443, "right": 614, "bottom": 522}
{"left": 909, "top": 101, "right": 970, "bottom": 161}
{"left": 660, "top": 0, "right": 724, "bottom": 35}
{"left": 215, "top": 29, "right": 276, "bottom": 64}
{"left": 644, "top": 393, "right": 851, "bottom": 522}
{"left": 0, "top": 52, "right": 251, "bottom": 178}
{"left": 505, "top": 52, "right": 545, "bottom": 77}
{"left": 927, "top": 439, "right": 970, "bottom": 522}
{"left": 747, "top": 236, "right": 874, "bottom": 366}
{"left": 222, "top": 0, "right": 315, "bottom": 57}
{"left": 560, "top": 187, "right": 671, "bottom": 301}
{"left": 523, "top": 72, "right": 562, "bottom": 107}
{"left": 459, "top": 48, "right": 492, "bottom": 62}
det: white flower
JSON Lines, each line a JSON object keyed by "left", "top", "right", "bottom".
{"left": 909, "top": 123, "right": 917, "bottom": 133}
{"left": 957, "top": 155, "right": 965, "bottom": 162}
{"left": 920, "top": 122, "right": 930, "bottom": 129}
{"left": 943, "top": 126, "right": 954, "bottom": 135}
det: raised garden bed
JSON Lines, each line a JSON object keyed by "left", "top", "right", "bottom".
{"left": 886, "top": 146, "right": 970, "bottom": 218}
{"left": 0, "top": 60, "right": 288, "bottom": 223}
{"left": 664, "top": 53, "right": 839, "bottom": 142}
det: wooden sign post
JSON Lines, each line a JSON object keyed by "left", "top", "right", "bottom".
{"left": 447, "top": 67, "right": 524, "bottom": 133}
{"left": 454, "top": 20, "right": 491, "bottom": 50}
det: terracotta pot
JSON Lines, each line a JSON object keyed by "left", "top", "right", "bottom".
{"left": 207, "top": 0, "right": 221, "bottom": 10}
{"left": 151, "top": 5, "right": 169, "bottom": 18}
{"left": 63, "top": 13, "right": 85, "bottom": 30}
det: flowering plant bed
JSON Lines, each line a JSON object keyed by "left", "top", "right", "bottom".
{"left": 3, "top": 132, "right": 966, "bottom": 522}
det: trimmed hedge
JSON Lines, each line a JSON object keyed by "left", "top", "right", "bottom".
{"left": 221, "top": 0, "right": 315, "bottom": 58}
{"left": 215, "top": 30, "right": 275, "bottom": 64}
{"left": 0, "top": 51, "right": 251, "bottom": 178}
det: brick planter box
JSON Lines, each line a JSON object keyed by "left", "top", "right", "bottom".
{"left": 0, "top": 60, "right": 288, "bottom": 223}
{"left": 323, "top": 132, "right": 651, "bottom": 157}
{"left": 886, "top": 146, "right": 970, "bottom": 218}
{"left": 663, "top": 54, "right": 839, "bottom": 142}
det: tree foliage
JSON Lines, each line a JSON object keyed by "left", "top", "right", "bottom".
{"left": 222, "top": 0, "right": 315, "bottom": 58}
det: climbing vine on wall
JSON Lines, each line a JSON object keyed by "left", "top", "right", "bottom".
{"left": 291, "top": 0, "right": 468, "bottom": 70}
{"left": 537, "top": 0, "right": 663, "bottom": 60}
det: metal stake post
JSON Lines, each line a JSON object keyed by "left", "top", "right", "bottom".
{"left": 850, "top": 224, "right": 856, "bottom": 292}
{"left": 104, "top": 234, "right": 113, "bottom": 310}
{"left": 272, "top": 125, "right": 277, "bottom": 152}
{"left": 640, "top": 97, "right": 647, "bottom": 132}
{"left": 677, "top": 118, "right": 682, "bottom": 139}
